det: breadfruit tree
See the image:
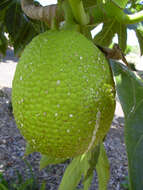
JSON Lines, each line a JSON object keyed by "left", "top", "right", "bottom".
{"left": 1, "top": 0, "right": 143, "bottom": 190}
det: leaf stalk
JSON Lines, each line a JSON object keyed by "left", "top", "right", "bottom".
{"left": 91, "top": 2, "right": 143, "bottom": 25}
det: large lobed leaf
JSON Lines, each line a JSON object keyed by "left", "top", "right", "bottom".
{"left": 110, "top": 60, "right": 143, "bottom": 190}
{"left": 94, "top": 20, "right": 116, "bottom": 47}
{"left": 94, "top": 20, "right": 127, "bottom": 52}
{"left": 0, "top": 0, "right": 48, "bottom": 56}
{"left": 117, "top": 23, "right": 127, "bottom": 52}
{"left": 111, "top": 0, "right": 128, "bottom": 9}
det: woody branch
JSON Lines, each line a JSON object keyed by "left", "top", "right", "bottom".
{"left": 21, "top": 0, "right": 63, "bottom": 25}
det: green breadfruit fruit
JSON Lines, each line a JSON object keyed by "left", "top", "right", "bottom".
{"left": 12, "top": 30, "right": 115, "bottom": 160}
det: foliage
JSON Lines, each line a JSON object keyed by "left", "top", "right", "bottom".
{"left": 0, "top": 0, "right": 48, "bottom": 56}
{"left": 110, "top": 61, "right": 143, "bottom": 190}
{"left": 58, "top": 144, "right": 109, "bottom": 190}
{"left": 0, "top": 160, "right": 45, "bottom": 190}
{"left": 121, "top": 176, "right": 129, "bottom": 190}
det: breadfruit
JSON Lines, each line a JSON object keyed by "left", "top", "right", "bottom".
{"left": 12, "top": 30, "right": 115, "bottom": 159}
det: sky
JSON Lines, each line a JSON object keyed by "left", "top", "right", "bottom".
{"left": 37, "top": 0, "right": 139, "bottom": 46}
{"left": 38, "top": 0, "right": 57, "bottom": 5}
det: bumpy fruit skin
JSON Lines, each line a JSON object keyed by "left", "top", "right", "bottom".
{"left": 12, "top": 30, "right": 115, "bottom": 159}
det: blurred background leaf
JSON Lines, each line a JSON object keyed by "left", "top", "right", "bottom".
{"left": 0, "top": 23, "right": 8, "bottom": 55}
{"left": 0, "top": 0, "right": 49, "bottom": 56}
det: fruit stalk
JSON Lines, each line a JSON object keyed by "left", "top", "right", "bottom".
{"left": 68, "top": 0, "right": 89, "bottom": 25}
{"left": 62, "top": 1, "right": 81, "bottom": 32}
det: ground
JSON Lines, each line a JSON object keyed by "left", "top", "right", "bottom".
{"left": 0, "top": 48, "right": 129, "bottom": 190}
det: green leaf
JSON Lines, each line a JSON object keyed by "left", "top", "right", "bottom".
{"left": 94, "top": 19, "right": 128, "bottom": 51}
{"left": 59, "top": 151, "right": 93, "bottom": 190}
{"left": 5, "top": 1, "right": 22, "bottom": 38}
{"left": 0, "top": 174, "right": 9, "bottom": 188}
{"left": 96, "top": 143, "right": 110, "bottom": 190}
{"left": 83, "top": 173, "right": 93, "bottom": 190}
{"left": 0, "top": 184, "right": 8, "bottom": 190}
{"left": 117, "top": 23, "right": 127, "bottom": 52}
{"left": 0, "top": 28, "right": 7, "bottom": 55}
{"left": 135, "top": 24, "right": 143, "bottom": 55}
{"left": 83, "top": 146, "right": 100, "bottom": 190}
{"left": 16, "top": 170, "right": 23, "bottom": 185}
{"left": 83, "top": 146, "right": 100, "bottom": 182}
{"left": 82, "top": 0, "right": 97, "bottom": 8}
{"left": 110, "top": 61, "right": 143, "bottom": 117}
{"left": 12, "top": 21, "right": 38, "bottom": 56}
{"left": 111, "top": 0, "right": 128, "bottom": 9}
{"left": 4, "top": 0, "right": 39, "bottom": 56}
{"left": 0, "top": 0, "right": 11, "bottom": 11}
{"left": 110, "top": 60, "right": 143, "bottom": 190}
{"left": 58, "top": 155, "right": 84, "bottom": 190}
{"left": 40, "top": 181, "right": 46, "bottom": 190}
{"left": 40, "top": 155, "right": 66, "bottom": 169}
{"left": 0, "top": 0, "right": 48, "bottom": 55}
{"left": 17, "top": 178, "right": 34, "bottom": 190}
{"left": 94, "top": 20, "right": 116, "bottom": 47}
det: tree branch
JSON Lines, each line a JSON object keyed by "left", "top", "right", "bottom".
{"left": 97, "top": 44, "right": 129, "bottom": 67}
{"left": 21, "top": 0, "right": 63, "bottom": 26}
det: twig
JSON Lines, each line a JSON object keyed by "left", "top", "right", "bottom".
{"left": 97, "top": 44, "right": 129, "bottom": 67}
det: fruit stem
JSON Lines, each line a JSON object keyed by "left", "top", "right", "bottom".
{"left": 61, "top": 0, "right": 80, "bottom": 32}
{"left": 62, "top": 0, "right": 75, "bottom": 24}
{"left": 68, "top": 0, "right": 89, "bottom": 25}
